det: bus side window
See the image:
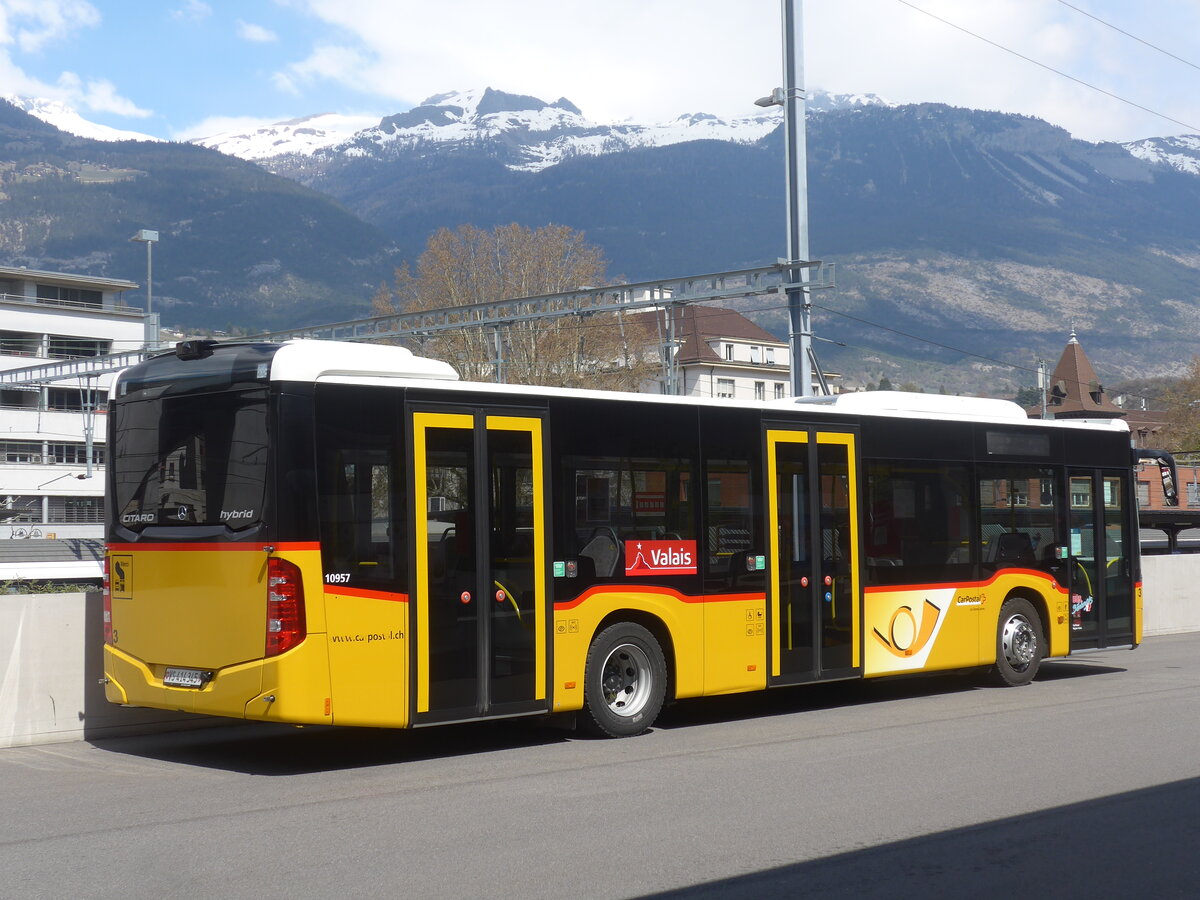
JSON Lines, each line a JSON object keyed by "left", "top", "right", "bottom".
{"left": 866, "top": 463, "right": 973, "bottom": 586}
{"left": 554, "top": 399, "right": 701, "bottom": 592}
{"left": 320, "top": 451, "right": 394, "bottom": 580}
{"left": 314, "top": 386, "right": 401, "bottom": 588}
{"left": 703, "top": 461, "right": 762, "bottom": 592}
{"left": 564, "top": 458, "right": 696, "bottom": 580}
{"left": 978, "top": 466, "right": 1061, "bottom": 574}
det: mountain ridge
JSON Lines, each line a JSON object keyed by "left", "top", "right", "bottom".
{"left": 188, "top": 87, "right": 885, "bottom": 173}
{"left": 3, "top": 95, "right": 160, "bottom": 143}
{"left": 0, "top": 99, "right": 400, "bottom": 330}
{"left": 3, "top": 91, "right": 1200, "bottom": 393}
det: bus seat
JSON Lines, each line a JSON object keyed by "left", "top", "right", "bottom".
{"left": 994, "top": 532, "right": 1035, "bottom": 565}
{"left": 580, "top": 532, "right": 620, "bottom": 578}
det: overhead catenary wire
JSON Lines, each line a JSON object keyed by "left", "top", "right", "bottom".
{"left": 894, "top": 0, "right": 1200, "bottom": 134}
{"left": 704, "top": 293, "right": 1168, "bottom": 409}
{"left": 808, "top": 301, "right": 1046, "bottom": 380}
{"left": 450, "top": 288, "right": 1165, "bottom": 410}
{"left": 1054, "top": 0, "right": 1200, "bottom": 74}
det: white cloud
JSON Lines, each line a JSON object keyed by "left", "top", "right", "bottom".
{"left": 802, "top": 0, "right": 1200, "bottom": 142}
{"left": 0, "top": 2, "right": 151, "bottom": 120}
{"left": 0, "top": 0, "right": 100, "bottom": 53}
{"left": 270, "top": 0, "right": 1200, "bottom": 143}
{"left": 172, "top": 113, "right": 288, "bottom": 141}
{"left": 78, "top": 76, "right": 152, "bottom": 118}
{"left": 271, "top": 0, "right": 780, "bottom": 120}
{"left": 53, "top": 71, "right": 152, "bottom": 118}
{"left": 272, "top": 43, "right": 369, "bottom": 96}
{"left": 236, "top": 20, "right": 277, "bottom": 43}
{"left": 170, "top": 0, "right": 211, "bottom": 22}
{"left": 270, "top": 70, "right": 299, "bottom": 96}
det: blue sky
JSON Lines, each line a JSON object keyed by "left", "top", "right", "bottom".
{"left": 3, "top": 0, "right": 1200, "bottom": 143}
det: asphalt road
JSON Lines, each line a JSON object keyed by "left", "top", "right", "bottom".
{"left": 3, "top": 634, "right": 1200, "bottom": 899}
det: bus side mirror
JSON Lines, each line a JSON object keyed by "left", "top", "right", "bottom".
{"left": 1160, "top": 465, "right": 1178, "bottom": 507}
{"left": 1134, "top": 450, "right": 1179, "bottom": 508}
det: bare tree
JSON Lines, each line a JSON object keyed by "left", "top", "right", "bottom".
{"left": 1160, "top": 356, "right": 1200, "bottom": 457}
{"left": 374, "top": 224, "right": 653, "bottom": 390}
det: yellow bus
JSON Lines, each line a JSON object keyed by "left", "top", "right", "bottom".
{"left": 103, "top": 339, "right": 1168, "bottom": 736}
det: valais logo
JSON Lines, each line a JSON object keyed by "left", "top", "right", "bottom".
{"left": 625, "top": 540, "right": 698, "bottom": 576}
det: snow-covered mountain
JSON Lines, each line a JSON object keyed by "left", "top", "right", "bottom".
{"left": 806, "top": 91, "right": 889, "bottom": 113}
{"left": 3, "top": 95, "right": 160, "bottom": 142}
{"left": 187, "top": 111, "right": 381, "bottom": 160}
{"left": 1, "top": 86, "right": 893, "bottom": 172}
{"left": 192, "top": 87, "right": 890, "bottom": 173}
{"left": 1124, "top": 134, "right": 1200, "bottom": 176}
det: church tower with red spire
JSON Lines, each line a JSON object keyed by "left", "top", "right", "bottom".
{"left": 1037, "top": 328, "right": 1125, "bottom": 420}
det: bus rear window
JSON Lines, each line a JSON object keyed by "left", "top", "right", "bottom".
{"left": 111, "top": 390, "right": 268, "bottom": 530}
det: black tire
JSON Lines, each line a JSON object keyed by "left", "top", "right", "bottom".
{"left": 991, "top": 597, "right": 1043, "bottom": 686}
{"left": 581, "top": 622, "right": 667, "bottom": 737}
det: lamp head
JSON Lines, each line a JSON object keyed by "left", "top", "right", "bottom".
{"left": 754, "top": 88, "right": 786, "bottom": 108}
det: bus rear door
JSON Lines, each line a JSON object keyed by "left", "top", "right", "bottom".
{"left": 411, "top": 408, "right": 549, "bottom": 724}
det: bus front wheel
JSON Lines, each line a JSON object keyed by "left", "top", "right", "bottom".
{"left": 582, "top": 622, "right": 666, "bottom": 737}
{"left": 991, "top": 597, "right": 1043, "bottom": 687}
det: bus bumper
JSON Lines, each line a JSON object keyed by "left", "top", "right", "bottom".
{"left": 103, "top": 637, "right": 334, "bottom": 725}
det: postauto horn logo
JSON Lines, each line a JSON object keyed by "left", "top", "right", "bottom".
{"left": 872, "top": 598, "right": 943, "bottom": 658}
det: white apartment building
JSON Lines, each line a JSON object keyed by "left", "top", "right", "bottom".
{"left": 0, "top": 267, "right": 150, "bottom": 541}
{"left": 641, "top": 305, "right": 794, "bottom": 400}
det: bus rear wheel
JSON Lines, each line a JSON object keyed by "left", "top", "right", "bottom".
{"left": 582, "top": 622, "right": 666, "bottom": 737}
{"left": 991, "top": 597, "right": 1043, "bottom": 686}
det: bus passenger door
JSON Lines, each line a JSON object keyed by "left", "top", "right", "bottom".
{"left": 411, "top": 409, "right": 548, "bottom": 723}
{"left": 765, "top": 426, "right": 862, "bottom": 685}
{"left": 1067, "top": 469, "right": 1135, "bottom": 649}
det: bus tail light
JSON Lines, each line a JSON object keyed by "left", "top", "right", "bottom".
{"left": 102, "top": 557, "right": 113, "bottom": 645}
{"left": 266, "top": 557, "right": 306, "bottom": 657}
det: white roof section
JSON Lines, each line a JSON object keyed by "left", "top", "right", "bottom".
{"left": 268, "top": 339, "right": 459, "bottom": 383}
{"left": 248, "top": 342, "right": 1129, "bottom": 433}
{"left": 784, "top": 390, "right": 1129, "bottom": 431}
{"left": 790, "top": 391, "right": 1027, "bottom": 420}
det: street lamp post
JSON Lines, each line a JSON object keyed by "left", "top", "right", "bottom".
{"left": 130, "top": 229, "right": 159, "bottom": 349}
{"left": 756, "top": 0, "right": 813, "bottom": 397}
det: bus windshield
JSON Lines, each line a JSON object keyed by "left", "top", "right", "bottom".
{"left": 111, "top": 389, "right": 269, "bottom": 530}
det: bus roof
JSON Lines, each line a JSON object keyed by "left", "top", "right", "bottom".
{"left": 782, "top": 391, "right": 1128, "bottom": 432}
{"left": 788, "top": 391, "right": 1026, "bottom": 420}
{"left": 262, "top": 340, "right": 1128, "bottom": 433}
{"left": 270, "top": 339, "right": 458, "bottom": 382}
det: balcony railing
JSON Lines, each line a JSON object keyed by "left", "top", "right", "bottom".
{"left": 0, "top": 402, "right": 108, "bottom": 414}
{"left": 2, "top": 457, "right": 106, "bottom": 467}
{"left": 0, "top": 292, "right": 144, "bottom": 317}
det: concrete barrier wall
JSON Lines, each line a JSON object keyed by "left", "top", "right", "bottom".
{"left": 0, "top": 592, "right": 214, "bottom": 749}
{"left": 1142, "top": 556, "right": 1200, "bottom": 636}
{"left": 2, "top": 560, "right": 1198, "bottom": 748}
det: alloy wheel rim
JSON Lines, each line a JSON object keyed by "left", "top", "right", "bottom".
{"left": 1001, "top": 614, "right": 1037, "bottom": 670}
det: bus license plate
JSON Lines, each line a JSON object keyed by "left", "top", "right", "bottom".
{"left": 163, "top": 667, "right": 206, "bottom": 688}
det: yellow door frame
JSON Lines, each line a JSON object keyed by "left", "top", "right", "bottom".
{"left": 765, "top": 427, "right": 861, "bottom": 679}
{"left": 411, "top": 410, "right": 547, "bottom": 716}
